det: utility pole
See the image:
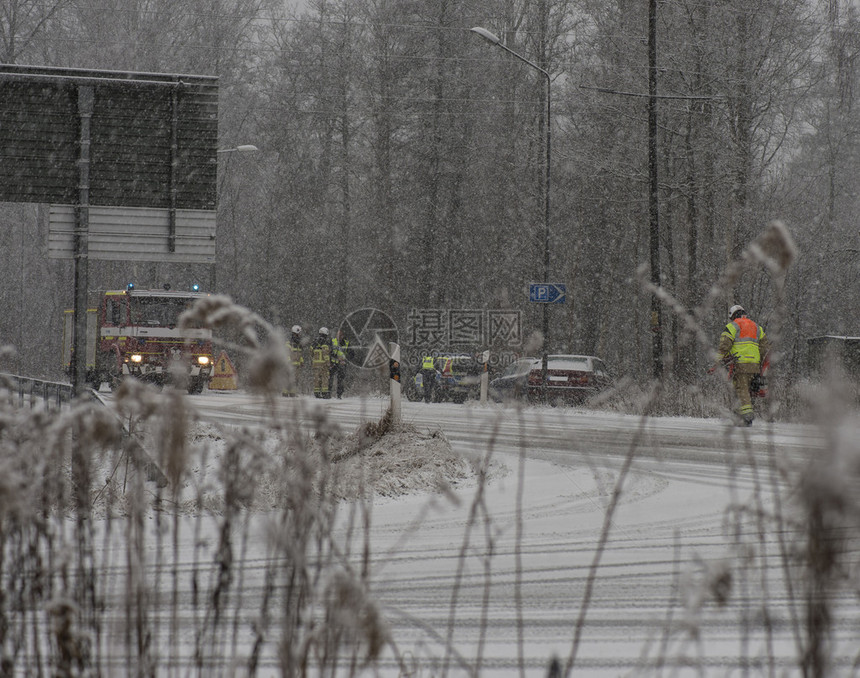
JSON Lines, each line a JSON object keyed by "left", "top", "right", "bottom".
{"left": 471, "top": 26, "right": 554, "bottom": 399}
{"left": 648, "top": 0, "right": 664, "bottom": 379}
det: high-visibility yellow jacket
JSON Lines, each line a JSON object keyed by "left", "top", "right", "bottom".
{"left": 313, "top": 341, "right": 331, "bottom": 366}
{"left": 422, "top": 355, "right": 435, "bottom": 370}
{"left": 331, "top": 338, "right": 348, "bottom": 364}
{"left": 289, "top": 339, "right": 303, "bottom": 367}
{"left": 719, "top": 317, "right": 770, "bottom": 365}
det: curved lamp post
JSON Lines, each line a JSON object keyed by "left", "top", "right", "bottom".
{"left": 216, "top": 144, "right": 259, "bottom": 291}
{"left": 471, "top": 26, "right": 552, "bottom": 398}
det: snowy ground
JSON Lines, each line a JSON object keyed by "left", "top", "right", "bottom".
{"left": 7, "top": 386, "right": 851, "bottom": 676}
{"left": 104, "top": 390, "right": 858, "bottom": 676}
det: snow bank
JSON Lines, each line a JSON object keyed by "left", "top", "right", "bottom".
{"left": 108, "top": 413, "right": 486, "bottom": 516}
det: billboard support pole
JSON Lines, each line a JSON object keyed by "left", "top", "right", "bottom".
{"left": 72, "top": 85, "right": 94, "bottom": 397}
{"left": 168, "top": 87, "right": 178, "bottom": 252}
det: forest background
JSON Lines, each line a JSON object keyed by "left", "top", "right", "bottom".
{"left": 0, "top": 0, "right": 856, "bottom": 391}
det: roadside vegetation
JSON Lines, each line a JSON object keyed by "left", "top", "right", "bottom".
{"left": 1, "top": 226, "right": 858, "bottom": 676}
{"left": 2, "top": 0, "right": 860, "bottom": 673}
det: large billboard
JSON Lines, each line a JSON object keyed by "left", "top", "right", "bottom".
{"left": 0, "top": 64, "right": 218, "bottom": 262}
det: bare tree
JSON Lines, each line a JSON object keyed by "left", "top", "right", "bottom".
{"left": 0, "top": 0, "right": 70, "bottom": 63}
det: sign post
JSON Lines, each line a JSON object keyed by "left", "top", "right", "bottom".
{"left": 388, "top": 342, "right": 401, "bottom": 425}
{"left": 480, "top": 350, "right": 490, "bottom": 404}
{"left": 529, "top": 283, "right": 566, "bottom": 402}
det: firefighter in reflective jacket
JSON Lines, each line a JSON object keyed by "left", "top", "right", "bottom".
{"left": 312, "top": 327, "right": 332, "bottom": 398}
{"left": 421, "top": 354, "right": 436, "bottom": 403}
{"left": 329, "top": 329, "right": 349, "bottom": 399}
{"left": 716, "top": 305, "right": 771, "bottom": 426}
{"left": 284, "top": 324, "right": 304, "bottom": 397}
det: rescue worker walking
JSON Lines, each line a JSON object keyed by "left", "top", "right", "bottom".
{"left": 420, "top": 354, "right": 436, "bottom": 403}
{"left": 284, "top": 325, "right": 304, "bottom": 397}
{"left": 312, "top": 327, "right": 333, "bottom": 398}
{"left": 329, "top": 328, "right": 349, "bottom": 399}
{"left": 715, "top": 305, "right": 771, "bottom": 426}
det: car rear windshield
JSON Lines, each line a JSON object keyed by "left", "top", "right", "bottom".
{"left": 547, "top": 357, "right": 590, "bottom": 371}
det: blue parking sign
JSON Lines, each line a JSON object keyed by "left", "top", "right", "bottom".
{"left": 529, "top": 283, "right": 566, "bottom": 304}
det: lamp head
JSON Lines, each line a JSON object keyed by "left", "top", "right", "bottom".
{"left": 217, "top": 144, "right": 259, "bottom": 154}
{"left": 470, "top": 27, "right": 501, "bottom": 45}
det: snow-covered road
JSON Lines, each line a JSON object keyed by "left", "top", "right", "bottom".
{"left": 176, "top": 392, "right": 853, "bottom": 676}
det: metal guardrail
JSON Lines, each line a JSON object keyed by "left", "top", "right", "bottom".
{"left": 1, "top": 373, "right": 75, "bottom": 411}
{"left": 1, "top": 375, "right": 168, "bottom": 485}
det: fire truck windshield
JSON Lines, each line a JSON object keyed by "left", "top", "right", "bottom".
{"left": 129, "top": 296, "right": 199, "bottom": 328}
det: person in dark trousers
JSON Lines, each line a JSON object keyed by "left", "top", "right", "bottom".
{"left": 329, "top": 328, "right": 349, "bottom": 399}
{"left": 284, "top": 324, "right": 304, "bottom": 397}
{"left": 312, "top": 327, "right": 332, "bottom": 398}
{"left": 715, "top": 305, "right": 771, "bottom": 426}
{"left": 420, "top": 354, "right": 436, "bottom": 403}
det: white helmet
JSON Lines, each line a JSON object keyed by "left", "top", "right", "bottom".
{"left": 319, "top": 327, "right": 329, "bottom": 336}
{"left": 291, "top": 324, "right": 301, "bottom": 334}
{"left": 729, "top": 305, "right": 745, "bottom": 319}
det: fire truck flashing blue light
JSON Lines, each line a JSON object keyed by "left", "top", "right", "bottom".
{"left": 126, "top": 283, "right": 135, "bottom": 291}
{"left": 192, "top": 283, "right": 200, "bottom": 292}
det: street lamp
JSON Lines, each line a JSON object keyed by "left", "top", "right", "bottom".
{"left": 471, "top": 26, "right": 552, "bottom": 398}
{"left": 216, "top": 143, "right": 259, "bottom": 292}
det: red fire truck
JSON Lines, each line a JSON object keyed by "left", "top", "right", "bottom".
{"left": 63, "top": 286, "right": 214, "bottom": 394}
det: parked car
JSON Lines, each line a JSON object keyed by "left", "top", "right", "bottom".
{"left": 489, "top": 357, "right": 541, "bottom": 402}
{"left": 405, "top": 353, "right": 482, "bottom": 403}
{"left": 435, "top": 353, "right": 483, "bottom": 403}
{"left": 491, "top": 354, "right": 612, "bottom": 405}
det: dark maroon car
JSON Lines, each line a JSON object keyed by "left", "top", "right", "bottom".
{"left": 525, "top": 354, "right": 612, "bottom": 405}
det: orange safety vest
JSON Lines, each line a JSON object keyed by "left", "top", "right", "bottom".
{"left": 441, "top": 358, "right": 453, "bottom": 376}
{"left": 723, "top": 317, "right": 764, "bottom": 364}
